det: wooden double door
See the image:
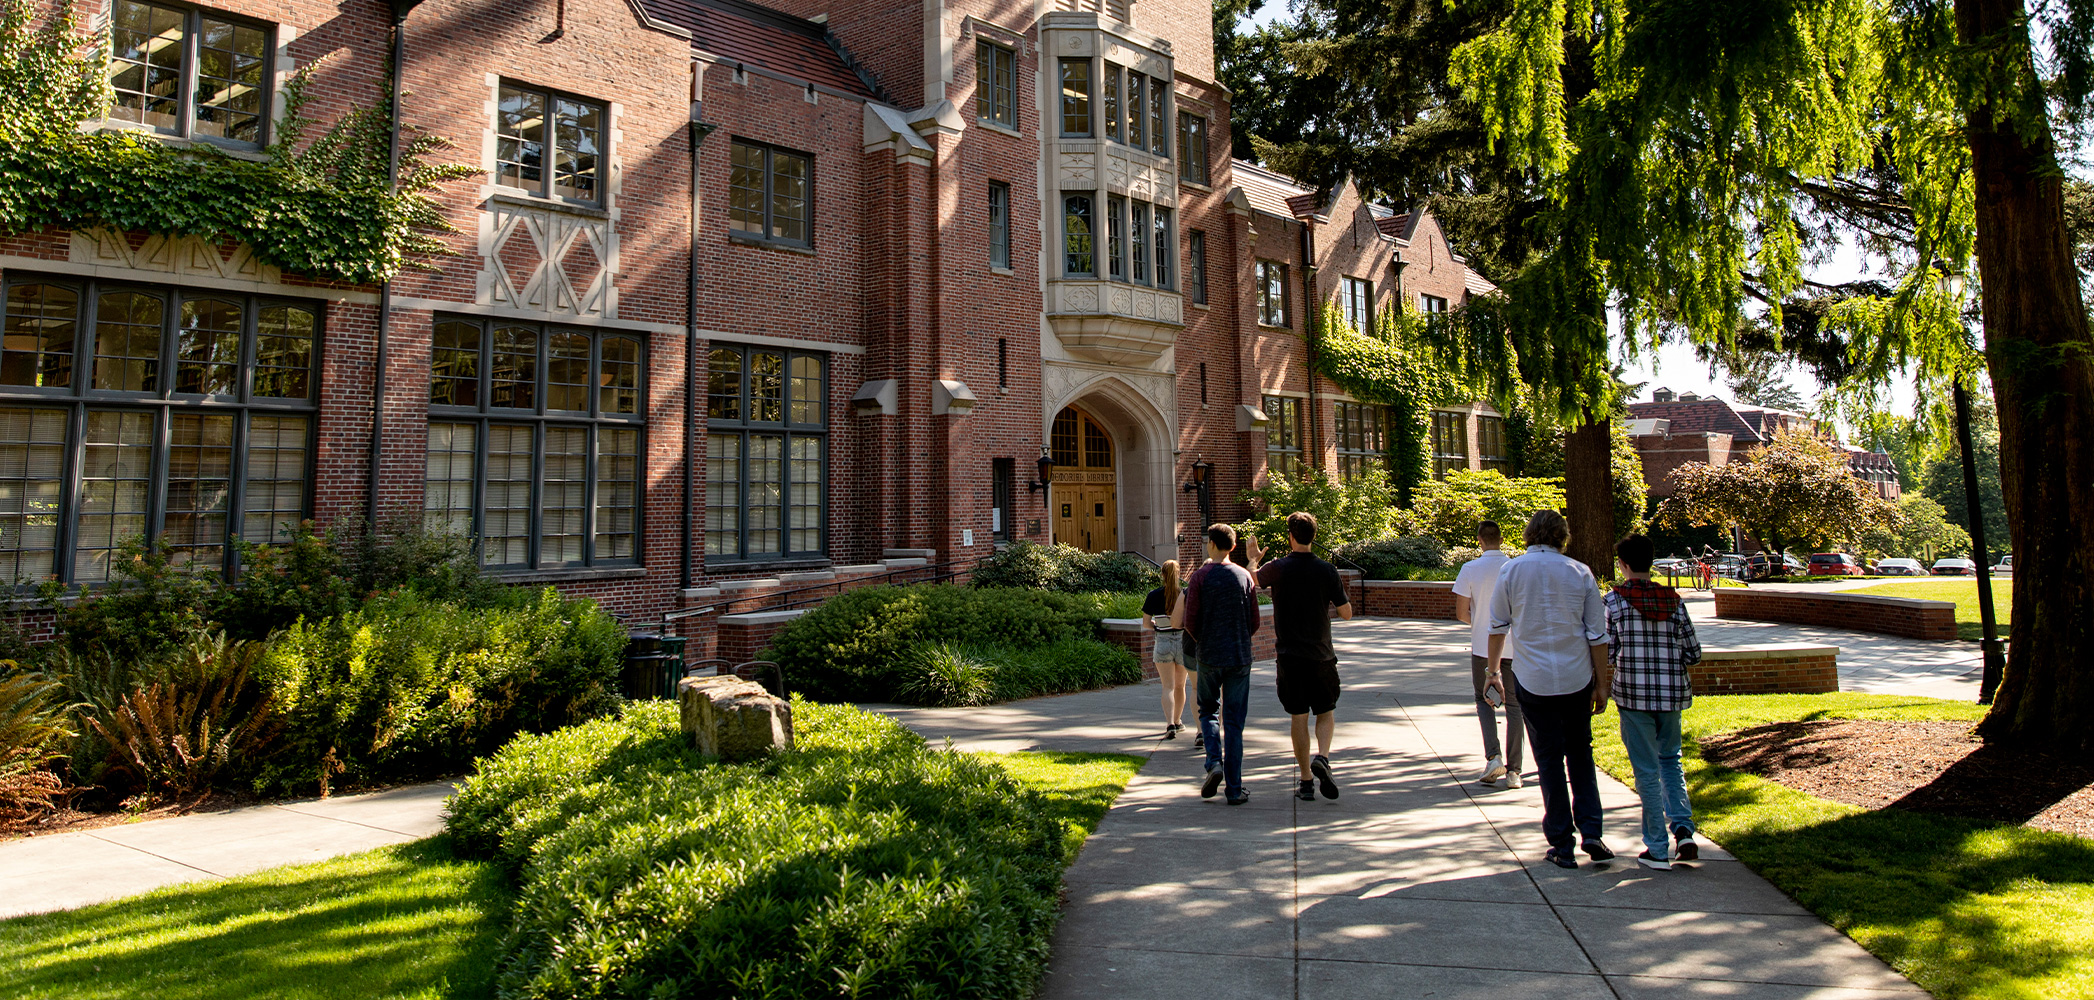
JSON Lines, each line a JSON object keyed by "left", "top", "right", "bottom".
{"left": 1049, "top": 406, "right": 1118, "bottom": 554}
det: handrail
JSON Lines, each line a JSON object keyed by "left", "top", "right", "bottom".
{"left": 1119, "top": 549, "right": 1162, "bottom": 570}
{"left": 653, "top": 558, "right": 972, "bottom": 635}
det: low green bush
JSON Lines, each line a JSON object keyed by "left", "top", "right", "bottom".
{"left": 971, "top": 540, "right": 1157, "bottom": 593}
{"left": 1334, "top": 535, "right": 1449, "bottom": 578}
{"left": 447, "top": 700, "right": 1070, "bottom": 999}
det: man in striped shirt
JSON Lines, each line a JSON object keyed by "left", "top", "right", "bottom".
{"left": 1604, "top": 533, "right": 1703, "bottom": 870}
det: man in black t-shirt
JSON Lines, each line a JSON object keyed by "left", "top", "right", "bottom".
{"left": 1247, "top": 512, "right": 1354, "bottom": 801}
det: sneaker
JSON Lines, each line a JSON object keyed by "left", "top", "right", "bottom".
{"left": 1674, "top": 826, "right": 1700, "bottom": 862}
{"left": 1192, "top": 731, "right": 1206, "bottom": 751}
{"left": 1311, "top": 754, "right": 1340, "bottom": 799}
{"left": 1200, "top": 765, "right": 1224, "bottom": 800}
{"left": 1502, "top": 771, "right": 1524, "bottom": 790}
{"left": 1637, "top": 851, "right": 1672, "bottom": 871}
{"left": 1226, "top": 790, "right": 1251, "bottom": 806}
{"left": 1296, "top": 779, "right": 1316, "bottom": 801}
{"left": 1163, "top": 724, "right": 1178, "bottom": 740}
{"left": 1583, "top": 840, "right": 1616, "bottom": 862}
{"left": 1544, "top": 847, "right": 1579, "bottom": 869}
{"left": 1477, "top": 754, "right": 1507, "bottom": 785}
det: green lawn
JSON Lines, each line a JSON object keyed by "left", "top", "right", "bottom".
{"left": 1594, "top": 693, "right": 2094, "bottom": 1000}
{"left": 0, "top": 750, "right": 1143, "bottom": 1000}
{"left": 1848, "top": 578, "right": 2014, "bottom": 640}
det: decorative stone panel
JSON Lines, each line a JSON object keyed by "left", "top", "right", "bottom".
{"left": 476, "top": 201, "right": 618, "bottom": 320}
{"left": 69, "top": 229, "right": 280, "bottom": 284}
{"left": 1048, "top": 279, "right": 1183, "bottom": 364}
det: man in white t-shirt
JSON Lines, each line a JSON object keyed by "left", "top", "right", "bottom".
{"left": 1452, "top": 520, "right": 1522, "bottom": 788}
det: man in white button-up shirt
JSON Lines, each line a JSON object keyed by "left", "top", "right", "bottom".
{"left": 1484, "top": 509, "right": 1615, "bottom": 869}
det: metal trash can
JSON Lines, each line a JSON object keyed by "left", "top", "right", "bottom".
{"left": 622, "top": 632, "right": 671, "bottom": 699}
{"left": 658, "top": 636, "right": 688, "bottom": 697}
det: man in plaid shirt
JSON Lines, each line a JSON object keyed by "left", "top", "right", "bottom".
{"left": 1605, "top": 534, "right": 1702, "bottom": 870}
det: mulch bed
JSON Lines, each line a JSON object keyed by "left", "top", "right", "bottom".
{"left": 1698, "top": 719, "right": 2094, "bottom": 840}
{"left": 0, "top": 789, "right": 259, "bottom": 841}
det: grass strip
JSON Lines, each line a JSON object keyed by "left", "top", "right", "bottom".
{"left": 1592, "top": 692, "right": 2094, "bottom": 1000}
{"left": 1847, "top": 579, "right": 2014, "bottom": 641}
{"left": 0, "top": 747, "right": 1139, "bottom": 1000}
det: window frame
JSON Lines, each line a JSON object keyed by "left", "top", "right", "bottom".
{"left": 1188, "top": 230, "right": 1207, "bottom": 305}
{"left": 1063, "top": 192, "right": 1097, "bottom": 277}
{"left": 1177, "top": 112, "right": 1209, "bottom": 184}
{"left": 975, "top": 41, "right": 1017, "bottom": 128}
{"left": 704, "top": 344, "right": 829, "bottom": 563}
{"left": 1478, "top": 414, "right": 1514, "bottom": 473}
{"left": 1257, "top": 261, "right": 1289, "bottom": 327}
{"left": 495, "top": 80, "right": 610, "bottom": 207}
{"left": 988, "top": 180, "right": 1012, "bottom": 269}
{"left": 0, "top": 275, "right": 323, "bottom": 585}
{"left": 1263, "top": 394, "right": 1304, "bottom": 480}
{"left": 425, "top": 316, "right": 646, "bottom": 571}
{"left": 727, "top": 138, "right": 814, "bottom": 248}
{"left": 104, "top": 0, "right": 277, "bottom": 150}
{"left": 1335, "top": 401, "right": 1390, "bottom": 481}
{"left": 1153, "top": 207, "right": 1174, "bottom": 290}
{"left": 1430, "top": 409, "right": 1470, "bottom": 478}
{"left": 1420, "top": 293, "right": 1450, "bottom": 315}
{"left": 991, "top": 457, "right": 1015, "bottom": 542}
{"left": 1058, "top": 58, "right": 1093, "bottom": 137}
{"left": 1342, "top": 276, "right": 1374, "bottom": 333}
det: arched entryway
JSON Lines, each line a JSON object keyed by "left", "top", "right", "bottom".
{"left": 1050, "top": 405, "right": 1117, "bottom": 552}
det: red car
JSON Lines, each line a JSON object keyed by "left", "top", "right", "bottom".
{"left": 1807, "top": 553, "right": 1863, "bottom": 576}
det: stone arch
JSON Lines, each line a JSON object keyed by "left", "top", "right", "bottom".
{"left": 1044, "top": 372, "right": 1177, "bottom": 563}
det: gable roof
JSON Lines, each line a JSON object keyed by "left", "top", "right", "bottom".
{"left": 1626, "top": 398, "right": 1765, "bottom": 442}
{"left": 637, "top": 0, "right": 882, "bottom": 100}
{"left": 1231, "top": 159, "right": 1316, "bottom": 221}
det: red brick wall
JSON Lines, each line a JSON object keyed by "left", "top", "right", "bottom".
{"left": 717, "top": 610, "right": 810, "bottom": 663}
{"left": 1361, "top": 580, "right": 1458, "bottom": 620}
{"left": 1691, "top": 646, "right": 1840, "bottom": 695}
{"left": 1713, "top": 589, "right": 1958, "bottom": 641}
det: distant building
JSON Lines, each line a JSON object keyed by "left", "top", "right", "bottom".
{"left": 1628, "top": 389, "right": 1900, "bottom": 500}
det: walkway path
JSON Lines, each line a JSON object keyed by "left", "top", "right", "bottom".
{"left": 883, "top": 617, "right": 1934, "bottom": 999}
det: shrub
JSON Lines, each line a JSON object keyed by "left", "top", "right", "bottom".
{"left": 83, "top": 634, "right": 281, "bottom": 797}
{"left": 971, "top": 541, "right": 1157, "bottom": 593}
{"left": 1407, "top": 469, "right": 1569, "bottom": 547}
{"left": 980, "top": 637, "right": 1140, "bottom": 703}
{"left": 253, "top": 587, "right": 624, "bottom": 796}
{"left": 447, "top": 701, "right": 1068, "bottom": 1000}
{"left": 0, "top": 669, "right": 71, "bottom": 820}
{"left": 41, "top": 539, "right": 218, "bottom": 663}
{"left": 1237, "top": 467, "right": 1400, "bottom": 554}
{"left": 1334, "top": 535, "right": 1449, "bottom": 578}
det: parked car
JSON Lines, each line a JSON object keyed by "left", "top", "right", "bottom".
{"left": 1781, "top": 553, "right": 1807, "bottom": 575}
{"left": 1714, "top": 554, "right": 1750, "bottom": 581}
{"left": 1807, "top": 552, "right": 1863, "bottom": 576}
{"left": 1992, "top": 554, "right": 2013, "bottom": 576}
{"left": 1876, "top": 558, "right": 1925, "bottom": 577}
{"left": 1653, "top": 557, "right": 1692, "bottom": 577}
{"left": 1931, "top": 557, "right": 1977, "bottom": 576}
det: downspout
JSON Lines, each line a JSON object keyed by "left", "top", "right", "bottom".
{"left": 1299, "top": 218, "right": 1319, "bottom": 471}
{"left": 370, "top": 0, "right": 416, "bottom": 528}
{"left": 684, "top": 76, "right": 714, "bottom": 588}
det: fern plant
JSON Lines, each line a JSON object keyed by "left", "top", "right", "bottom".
{"left": 86, "top": 634, "right": 281, "bottom": 796}
{"left": 0, "top": 669, "right": 74, "bottom": 819}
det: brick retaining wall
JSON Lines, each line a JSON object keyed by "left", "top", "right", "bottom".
{"left": 1361, "top": 580, "right": 1459, "bottom": 620}
{"left": 715, "top": 609, "right": 810, "bottom": 664}
{"left": 1691, "top": 644, "right": 1840, "bottom": 695}
{"left": 1713, "top": 589, "right": 1958, "bottom": 641}
{"left": 1102, "top": 605, "right": 1278, "bottom": 680}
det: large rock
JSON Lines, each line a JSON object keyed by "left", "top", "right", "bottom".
{"left": 679, "top": 676, "right": 794, "bottom": 760}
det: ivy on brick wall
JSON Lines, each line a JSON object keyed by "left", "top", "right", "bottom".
{"left": 1310, "top": 308, "right": 1480, "bottom": 505}
{"left": 0, "top": 0, "right": 476, "bottom": 286}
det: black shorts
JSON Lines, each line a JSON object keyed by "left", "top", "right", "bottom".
{"left": 1276, "top": 655, "right": 1341, "bottom": 716}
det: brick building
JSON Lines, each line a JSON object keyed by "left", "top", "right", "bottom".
{"left": 1628, "top": 389, "right": 1901, "bottom": 500}
{"left": 2, "top": 0, "right": 1499, "bottom": 625}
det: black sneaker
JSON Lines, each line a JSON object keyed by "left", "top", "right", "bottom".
{"left": 1311, "top": 754, "right": 1340, "bottom": 799}
{"left": 1583, "top": 840, "right": 1616, "bottom": 862}
{"left": 1201, "top": 765, "right": 1224, "bottom": 799}
{"left": 1226, "top": 790, "right": 1251, "bottom": 806}
{"left": 1637, "top": 851, "right": 1673, "bottom": 871}
{"left": 1674, "top": 826, "right": 1700, "bottom": 862}
{"left": 1544, "top": 847, "right": 1579, "bottom": 869}
{"left": 1192, "top": 731, "right": 1206, "bottom": 751}
{"left": 1296, "top": 779, "right": 1316, "bottom": 801}
{"left": 1163, "top": 724, "right": 1178, "bottom": 741}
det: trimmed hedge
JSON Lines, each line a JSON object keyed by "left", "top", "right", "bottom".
{"left": 764, "top": 585, "right": 1141, "bottom": 704}
{"left": 447, "top": 700, "right": 1070, "bottom": 999}
{"left": 1334, "top": 535, "right": 1450, "bottom": 579}
{"left": 970, "top": 540, "right": 1156, "bottom": 593}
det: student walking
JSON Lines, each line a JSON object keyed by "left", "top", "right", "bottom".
{"left": 1179, "top": 523, "right": 1261, "bottom": 805}
{"left": 1452, "top": 520, "right": 1522, "bottom": 789}
{"left": 1486, "top": 509, "right": 1613, "bottom": 869}
{"left": 1142, "top": 560, "right": 1194, "bottom": 739}
{"left": 1244, "top": 513, "right": 1353, "bottom": 802}
{"left": 1606, "top": 534, "right": 1703, "bottom": 870}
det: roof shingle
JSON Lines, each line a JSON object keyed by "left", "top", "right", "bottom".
{"left": 638, "top": 0, "right": 880, "bottom": 100}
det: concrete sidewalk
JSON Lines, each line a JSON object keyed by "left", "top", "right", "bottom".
{"left": 0, "top": 781, "right": 454, "bottom": 919}
{"left": 886, "top": 617, "right": 1932, "bottom": 1000}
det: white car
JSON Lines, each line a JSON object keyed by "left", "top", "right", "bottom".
{"left": 1876, "top": 558, "right": 1925, "bottom": 577}
{"left": 1931, "top": 557, "right": 1977, "bottom": 576}
{"left": 1992, "top": 554, "right": 2013, "bottom": 576}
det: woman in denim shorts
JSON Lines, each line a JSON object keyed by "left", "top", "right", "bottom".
{"left": 1144, "top": 560, "right": 1196, "bottom": 739}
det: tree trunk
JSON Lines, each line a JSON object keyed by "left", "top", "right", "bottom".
{"left": 1564, "top": 409, "right": 1616, "bottom": 581}
{"left": 1960, "top": 0, "right": 2094, "bottom": 755}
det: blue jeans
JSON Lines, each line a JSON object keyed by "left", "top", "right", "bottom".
{"left": 1197, "top": 664, "right": 1250, "bottom": 797}
{"left": 1618, "top": 708, "right": 1693, "bottom": 859}
{"left": 1515, "top": 678, "right": 1603, "bottom": 851}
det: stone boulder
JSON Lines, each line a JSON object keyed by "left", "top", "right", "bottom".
{"left": 679, "top": 676, "right": 794, "bottom": 760}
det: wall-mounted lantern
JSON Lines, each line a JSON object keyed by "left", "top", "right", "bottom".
{"left": 1182, "top": 456, "right": 1215, "bottom": 526}
{"left": 1027, "top": 447, "right": 1053, "bottom": 507}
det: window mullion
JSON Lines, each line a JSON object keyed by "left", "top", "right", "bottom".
{"left": 582, "top": 424, "right": 597, "bottom": 566}
{"left": 472, "top": 416, "right": 488, "bottom": 565}
{"left": 226, "top": 409, "right": 248, "bottom": 579}
{"left": 58, "top": 402, "right": 84, "bottom": 585}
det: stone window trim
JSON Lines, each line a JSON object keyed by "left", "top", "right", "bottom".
{"left": 1098, "top": 62, "right": 1172, "bottom": 158}
{"left": 0, "top": 274, "right": 324, "bottom": 586}
{"left": 477, "top": 74, "right": 625, "bottom": 218}
{"left": 727, "top": 138, "right": 815, "bottom": 249}
{"left": 495, "top": 79, "right": 610, "bottom": 208}
{"left": 103, "top": 0, "right": 277, "bottom": 150}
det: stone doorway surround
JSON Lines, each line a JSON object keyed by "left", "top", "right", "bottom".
{"left": 1043, "top": 364, "right": 1177, "bottom": 565}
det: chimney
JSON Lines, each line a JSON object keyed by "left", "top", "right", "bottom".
{"left": 1652, "top": 387, "right": 1676, "bottom": 402}
{"left": 1678, "top": 392, "right": 1700, "bottom": 401}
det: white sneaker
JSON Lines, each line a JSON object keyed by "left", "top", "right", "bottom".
{"left": 1502, "top": 771, "right": 1524, "bottom": 789}
{"left": 1477, "top": 754, "right": 1507, "bottom": 785}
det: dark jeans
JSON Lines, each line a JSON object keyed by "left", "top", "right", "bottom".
{"left": 1197, "top": 664, "right": 1251, "bottom": 797}
{"left": 1515, "top": 678, "right": 1603, "bottom": 851}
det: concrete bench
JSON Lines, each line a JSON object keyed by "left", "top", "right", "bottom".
{"left": 1691, "top": 643, "right": 1840, "bottom": 695}
{"left": 1713, "top": 588, "right": 1958, "bottom": 641}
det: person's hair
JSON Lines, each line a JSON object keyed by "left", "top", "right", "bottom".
{"left": 1161, "top": 559, "right": 1181, "bottom": 613}
{"left": 1616, "top": 534, "right": 1656, "bottom": 574}
{"left": 1523, "top": 509, "right": 1570, "bottom": 549}
{"left": 1286, "top": 511, "right": 1318, "bottom": 546}
{"left": 1206, "top": 523, "right": 1237, "bottom": 553}
{"left": 1476, "top": 520, "right": 1502, "bottom": 545}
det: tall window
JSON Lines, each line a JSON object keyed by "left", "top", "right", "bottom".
{"left": 1106, "top": 195, "right": 1127, "bottom": 281}
{"left": 1188, "top": 230, "right": 1207, "bottom": 304}
{"left": 1431, "top": 410, "right": 1469, "bottom": 478}
{"left": 976, "top": 42, "right": 1017, "bottom": 127}
{"left": 1059, "top": 58, "right": 1092, "bottom": 136}
{"left": 992, "top": 458, "right": 1014, "bottom": 542}
{"left": 706, "top": 346, "right": 826, "bottom": 561}
{"left": 1421, "top": 293, "right": 1449, "bottom": 315}
{"left": 0, "top": 277, "right": 319, "bottom": 584}
{"left": 1130, "top": 203, "right": 1149, "bottom": 284}
{"left": 1478, "top": 414, "right": 1513, "bottom": 473}
{"left": 1263, "top": 395, "right": 1303, "bottom": 479}
{"left": 1103, "top": 68, "right": 1121, "bottom": 143}
{"left": 988, "top": 181, "right": 1012, "bottom": 269}
{"left": 426, "top": 319, "right": 643, "bottom": 569}
{"left": 1126, "top": 70, "right": 1147, "bottom": 149}
{"left": 1178, "top": 112, "right": 1209, "bottom": 183}
{"left": 1342, "top": 277, "right": 1374, "bottom": 333}
{"left": 728, "top": 140, "right": 811, "bottom": 246}
{"left": 497, "top": 82, "right": 606, "bottom": 205}
{"left": 1063, "top": 193, "right": 1096, "bottom": 276}
{"left": 1148, "top": 77, "right": 1169, "bottom": 155}
{"left": 1098, "top": 64, "right": 1170, "bottom": 157}
{"left": 1335, "top": 402, "right": 1389, "bottom": 481}
{"left": 1257, "top": 261, "right": 1289, "bottom": 327}
{"left": 106, "top": 0, "right": 272, "bottom": 147}
{"left": 1154, "top": 208, "right": 1174, "bottom": 290}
